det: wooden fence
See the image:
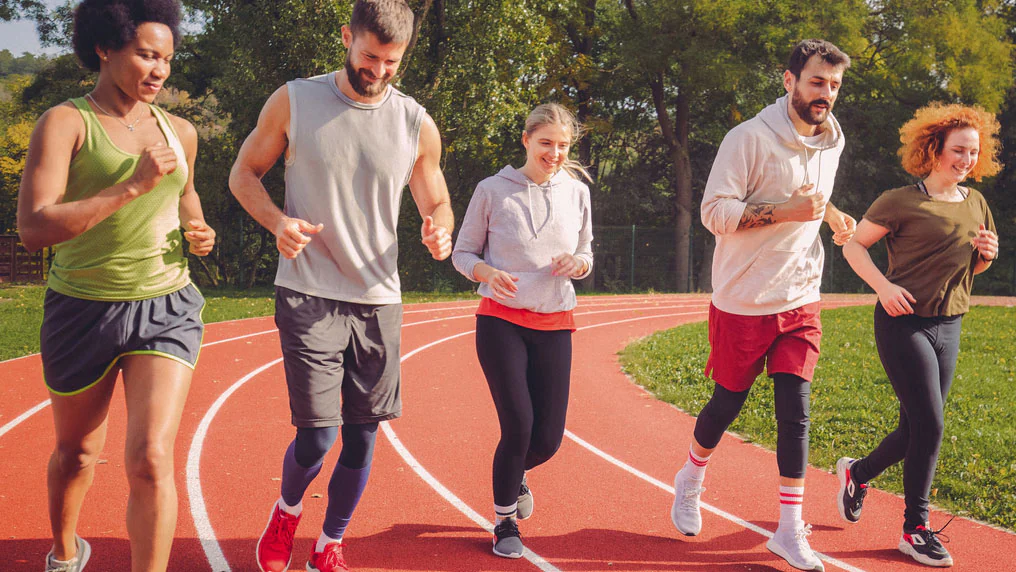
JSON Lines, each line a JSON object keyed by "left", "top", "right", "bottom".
{"left": 0, "top": 235, "right": 44, "bottom": 283}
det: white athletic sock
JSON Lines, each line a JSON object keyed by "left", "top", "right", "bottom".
{"left": 279, "top": 497, "right": 302, "bottom": 517}
{"left": 494, "top": 502, "right": 518, "bottom": 524}
{"left": 681, "top": 447, "right": 711, "bottom": 480}
{"left": 779, "top": 485, "right": 804, "bottom": 526}
{"left": 315, "top": 531, "right": 342, "bottom": 553}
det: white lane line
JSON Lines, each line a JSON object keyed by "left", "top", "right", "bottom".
{"left": 0, "top": 299, "right": 689, "bottom": 440}
{"left": 186, "top": 358, "right": 283, "bottom": 572}
{"left": 0, "top": 399, "right": 51, "bottom": 438}
{"left": 563, "top": 431, "right": 866, "bottom": 572}
{"left": 563, "top": 316, "right": 868, "bottom": 572}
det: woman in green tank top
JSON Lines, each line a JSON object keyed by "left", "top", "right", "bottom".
{"left": 16, "top": 2, "right": 215, "bottom": 571}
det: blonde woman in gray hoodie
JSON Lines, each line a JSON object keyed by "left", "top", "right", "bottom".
{"left": 670, "top": 40, "right": 856, "bottom": 572}
{"left": 452, "top": 103, "right": 593, "bottom": 559}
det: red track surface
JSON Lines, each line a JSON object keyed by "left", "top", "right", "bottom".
{"left": 2, "top": 294, "right": 1013, "bottom": 571}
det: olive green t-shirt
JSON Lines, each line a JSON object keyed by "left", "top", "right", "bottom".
{"left": 863, "top": 184, "right": 995, "bottom": 317}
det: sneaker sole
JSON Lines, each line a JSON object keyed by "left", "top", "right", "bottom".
{"left": 898, "top": 538, "right": 954, "bottom": 567}
{"left": 517, "top": 494, "right": 534, "bottom": 520}
{"left": 256, "top": 504, "right": 294, "bottom": 572}
{"left": 77, "top": 537, "right": 92, "bottom": 571}
{"left": 766, "top": 537, "right": 825, "bottom": 571}
{"left": 492, "top": 539, "right": 524, "bottom": 559}
{"left": 835, "top": 457, "right": 857, "bottom": 524}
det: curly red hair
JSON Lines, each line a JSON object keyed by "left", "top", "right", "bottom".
{"left": 898, "top": 103, "right": 1002, "bottom": 181}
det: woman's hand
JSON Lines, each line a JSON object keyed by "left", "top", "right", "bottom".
{"left": 475, "top": 264, "right": 519, "bottom": 300}
{"left": 184, "top": 219, "right": 215, "bottom": 256}
{"left": 972, "top": 224, "right": 999, "bottom": 262}
{"left": 877, "top": 282, "right": 917, "bottom": 317}
{"left": 551, "top": 253, "right": 586, "bottom": 278}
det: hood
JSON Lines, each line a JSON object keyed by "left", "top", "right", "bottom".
{"left": 494, "top": 165, "right": 572, "bottom": 239}
{"left": 494, "top": 165, "right": 573, "bottom": 187}
{"left": 759, "top": 94, "right": 843, "bottom": 151}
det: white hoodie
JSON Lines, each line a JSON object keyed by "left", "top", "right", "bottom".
{"left": 701, "top": 94, "right": 844, "bottom": 316}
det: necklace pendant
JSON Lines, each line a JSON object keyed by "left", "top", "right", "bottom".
{"left": 127, "top": 125, "right": 135, "bottom": 131}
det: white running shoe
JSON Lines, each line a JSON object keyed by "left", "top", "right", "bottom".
{"left": 767, "top": 523, "right": 825, "bottom": 571}
{"left": 671, "top": 470, "right": 705, "bottom": 536}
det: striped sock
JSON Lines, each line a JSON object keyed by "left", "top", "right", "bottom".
{"left": 779, "top": 485, "right": 804, "bottom": 526}
{"left": 682, "top": 447, "right": 710, "bottom": 480}
{"left": 495, "top": 503, "right": 518, "bottom": 524}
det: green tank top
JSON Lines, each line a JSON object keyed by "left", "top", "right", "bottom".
{"left": 47, "top": 97, "right": 191, "bottom": 301}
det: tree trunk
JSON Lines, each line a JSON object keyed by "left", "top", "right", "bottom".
{"left": 648, "top": 73, "right": 693, "bottom": 292}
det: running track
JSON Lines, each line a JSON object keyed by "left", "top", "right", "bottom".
{"left": 1, "top": 294, "right": 1014, "bottom": 571}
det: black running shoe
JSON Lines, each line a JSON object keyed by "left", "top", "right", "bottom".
{"left": 492, "top": 519, "right": 524, "bottom": 559}
{"left": 835, "top": 457, "right": 868, "bottom": 523}
{"left": 899, "top": 521, "right": 954, "bottom": 567}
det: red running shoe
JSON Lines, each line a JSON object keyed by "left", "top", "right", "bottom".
{"left": 307, "top": 542, "right": 349, "bottom": 572}
{"left": 256, "top": 502, "right": 302, "bottom": 572}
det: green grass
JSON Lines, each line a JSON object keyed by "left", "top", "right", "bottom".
{"left": 0, "top": 284, "right": 477, "bottom": 361}
{"left": 620, "top": 304, "right": 1016, "bottom": 531}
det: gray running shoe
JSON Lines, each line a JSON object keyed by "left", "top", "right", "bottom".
{"left": 517, "top": 474, "right": 534, "bottom": 520}
{"left": 671, "top": 470, "right": 705, "bottom": 536}
{"left": 492, "top": 519, "right": 524, "bottom": 559}
{"left": 45, "top": 536, "right": 91, "bottom": 572}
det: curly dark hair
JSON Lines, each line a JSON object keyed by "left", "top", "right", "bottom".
{"left": 72, "top": 0, "right": 182, "bottom": 72}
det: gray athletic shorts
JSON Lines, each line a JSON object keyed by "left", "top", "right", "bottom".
{"left": 274, "top": 286, "right": 403, "bottom": 427}
{"left": 40, "top": 284, "right": 205, "bottom": 395}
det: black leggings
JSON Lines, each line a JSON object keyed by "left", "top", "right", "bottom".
{"left": 851, "top": 303, "right": 962, "bottom": 528}
{"left": 475, "top": 316, "right": 572, "bottom": 507}
{"left": 693, "top": 373, "right": 812, "bottom": 479}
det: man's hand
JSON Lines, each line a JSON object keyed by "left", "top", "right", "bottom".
{"left": 274, "top": 216, "right": 323, "bottom": 259}
{"left": 825, "top": 206, "right": 857, "bottom": 245}
{"left": 421, "top": 216, "right": 452, "bottom": 260}
{"left": 774, "top": 183, "right": 824, "bottom": 223}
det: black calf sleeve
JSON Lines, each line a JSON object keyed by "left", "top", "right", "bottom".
{"left": 773, "top": 373, "right": 810, "bottom": 479}
{"left": 693, "top": 383, "right": 750, "bottom": 449}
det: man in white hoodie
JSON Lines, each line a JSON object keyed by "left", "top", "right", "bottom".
{"left": 670, "top": 39, "right": 855, "bottom": 572}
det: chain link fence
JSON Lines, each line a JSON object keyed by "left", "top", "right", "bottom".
{"left": 586, "top": 225, "right": 1016, "bottom": 296}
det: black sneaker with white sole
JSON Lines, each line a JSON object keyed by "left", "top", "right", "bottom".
{"left": 835, "top": 457, "right": 868, "bottom": 524}
{"left": 493, "top": 518, "right": 525, "bottom": 559}
{"left": 899, "top": 523, "right": 954, "bottom": 567}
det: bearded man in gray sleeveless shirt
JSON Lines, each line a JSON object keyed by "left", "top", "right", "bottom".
{"left": 229, "top": 2, "right": 453, "bottom": 571}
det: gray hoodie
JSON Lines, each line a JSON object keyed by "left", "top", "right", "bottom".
{"left": 701, "top": 94, "right": 845, "bottom": 315}
{"left": 452, "top": 166, "right": 594, "bottom": 313}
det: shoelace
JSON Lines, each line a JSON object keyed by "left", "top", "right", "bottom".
{"left": 46, "top": 559, "right": 77, "bottom": 572}
{"left": 317, "top": 543, "right": 348, "bottom": 570}
{"left": 496, "top": 519, "right": 521, "bottom": 539}
{"left": 794, "top": 523, "right": 815, "bottom": 549}
{"left": 919, "top": 516, "right": 956, "bottom": 546}
{"left": 680, "top": 485, "right": 705, "bottom": 510}
{"left": 268, "top": 511, "right": 298, "bottom": 551}
{"left": 850, "top": 482, "right": 868, "bottom": 511}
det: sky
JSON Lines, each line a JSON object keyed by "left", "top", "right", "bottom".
{"left": 0, "top": 18, "right": 66, "bottom": 56}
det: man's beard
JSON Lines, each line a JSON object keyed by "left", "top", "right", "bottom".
{"left": 346, "top": 57, "right": 391, "bottom": 97}
{"left": 791, "top": 86, "right": 832, "bottom": 126}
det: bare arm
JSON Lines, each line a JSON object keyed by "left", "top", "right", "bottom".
{"left": 735, "top": 183, "right": 823, "bottom": 230}
{"left": 172, "top": 115, "right": 215, "bottom": 256}
{"left": 17, "top": 104, "right": 174, "bottom": 251}
{"left": 843, "top": 219, "right": 916, "bottom": 316}
{"left": 409, "top": 113, "right": 454, "bottom": 259}
{"left": 229, "top": 85, "right": 321, "bottom": 259}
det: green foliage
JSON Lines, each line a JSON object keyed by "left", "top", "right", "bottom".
{"left": 620, "top": 304, "right": 1016, "bottom": 530}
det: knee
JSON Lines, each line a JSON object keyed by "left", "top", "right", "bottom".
{"left": 295, "top": 426, "right": 339, "bottom": 467}
{"left": 125, "top": 441, "right": 174, "bottom": 484}
{"left": 528, "top": 431, "right": 563, "bottom": 463}
{"left": 52, "top": 442, "right": 103, "bottom": 476}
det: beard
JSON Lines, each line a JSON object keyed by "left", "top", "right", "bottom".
{"left": 345, "top": 56, "right": 392, "bottom": 97}
{"left": 791, "top": 86, "right": 833, "bottom": 126}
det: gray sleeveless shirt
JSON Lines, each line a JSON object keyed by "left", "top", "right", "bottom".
{"left": 275, "top": 72, "right": 425, "bottom": 304}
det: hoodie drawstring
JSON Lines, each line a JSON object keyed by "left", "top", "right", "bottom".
{"left": 525, "top": 178, "right": 556, "bottom": 239}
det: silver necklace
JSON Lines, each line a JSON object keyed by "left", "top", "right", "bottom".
{"left": 86, "top": 93, "right": 144, "bottom": 132}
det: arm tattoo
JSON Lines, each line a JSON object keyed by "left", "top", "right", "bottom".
{"left": 738, "top": 204, "right": 778, "bottom": 229}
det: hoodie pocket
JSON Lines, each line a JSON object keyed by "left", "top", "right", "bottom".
{"left": 736, "top": 247, "right": 821, "bottom": 306}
